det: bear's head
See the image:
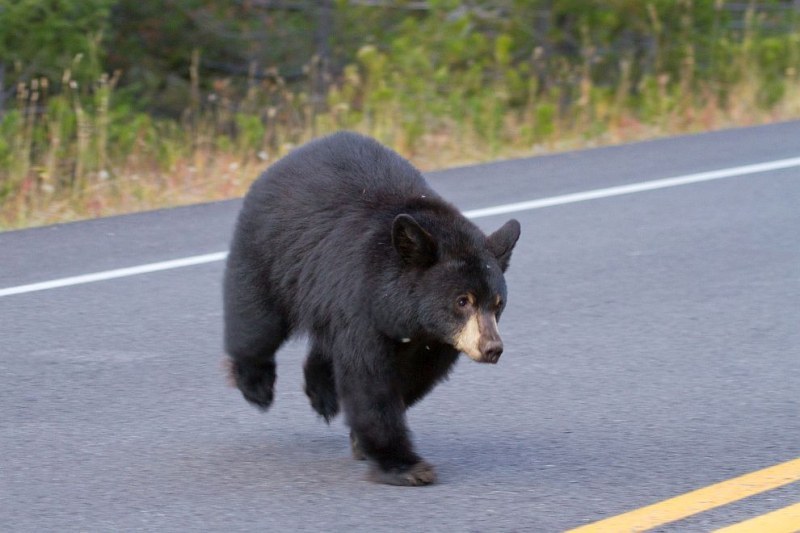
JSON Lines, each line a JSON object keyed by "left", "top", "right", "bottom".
{"left": 392, "top": 213, "right": 521, "bottom": 364}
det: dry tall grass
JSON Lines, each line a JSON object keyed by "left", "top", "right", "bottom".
{"left": 2, "top": 7, "right": 799, "bottom": 229}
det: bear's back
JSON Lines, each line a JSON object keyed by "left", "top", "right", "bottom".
{"left": 230, "top": 132, "right": 444, "bottom": 329}
{"left": 247, "top": 132, "right": 433, "bottom": 220}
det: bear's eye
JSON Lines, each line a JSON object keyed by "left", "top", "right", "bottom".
{"left": 456, "top": 295, "right": 470, "bottom": 308}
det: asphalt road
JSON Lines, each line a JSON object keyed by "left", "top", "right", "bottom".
{"left": 2, "top": 121, "right": 799, "bottom": 532}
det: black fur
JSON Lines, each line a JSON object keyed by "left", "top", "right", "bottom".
{"left": 223, "top": 132, "right": 520, "bottom": 485}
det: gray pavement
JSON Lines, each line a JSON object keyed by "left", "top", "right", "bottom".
{"left": 1, "top": 122, "right": 799, "bottom": 532}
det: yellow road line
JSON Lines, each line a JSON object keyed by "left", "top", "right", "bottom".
{"left": 566, "top": 457, "right": 800, "bottom": 532}
{"left": 713, "top": 501, "right": 800, "bottom": 533}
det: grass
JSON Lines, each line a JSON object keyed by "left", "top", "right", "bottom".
{"left": 2, "top": 7, "right": 799, "bottom": 230}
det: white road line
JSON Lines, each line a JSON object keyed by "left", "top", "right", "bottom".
{"left": 0, "top": 252, "right": 228, "bottom": 297}
{"left": 1, "top": 155, "right": 799, "bottom": 298}
{"left": 462, "top": 156, "right": 800, "bottom": 218}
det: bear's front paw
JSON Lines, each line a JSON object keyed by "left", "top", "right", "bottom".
{"left": 305, "top": 383, "right": 339, "bottom": 423}
{"left": 350, "top": 430, "right": 367, "bottom": 460}
{"left": 367, "top": 460, "right": 437, "bottom": 486}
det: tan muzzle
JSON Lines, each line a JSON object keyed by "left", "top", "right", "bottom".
{"left": 453, "top": 312, "right": 503, "bottom": 364}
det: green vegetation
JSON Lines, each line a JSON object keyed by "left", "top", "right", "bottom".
{"left": 1, "top": 0, "right": 799, "bottom": 229}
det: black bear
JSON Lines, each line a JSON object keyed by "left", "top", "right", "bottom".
{"left": 224, "top": 132, "right": 520, "bottom": 486}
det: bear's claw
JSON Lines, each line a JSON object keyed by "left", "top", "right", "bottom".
{"left": 367, "top": 461, "right": 437, "bottom": 486}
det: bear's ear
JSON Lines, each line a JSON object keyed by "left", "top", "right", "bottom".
{"left": 392, "top": 214, "right": 437, "bottom": 267}
{"left": 486, "top": 219, "right": 521, "bottom": 272}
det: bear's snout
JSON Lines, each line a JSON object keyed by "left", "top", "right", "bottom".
{"left": 480, "top": 339, "right": 503, "bottom": 364}
{"left": 454, "top": 311, "right": 504, "bottom": 363}
{"left": 476, "top": 312, "right": 503, "bottom": 364}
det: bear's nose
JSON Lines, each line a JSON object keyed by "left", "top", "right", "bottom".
{"left": 481, "top": 340, "right": 503, "bottom": 364}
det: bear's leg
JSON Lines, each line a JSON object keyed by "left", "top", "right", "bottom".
{"left": 225, "top": 304, "right": 288, "bottom": 410}
{"left": 336, "top": 357, "right": 437, "bottom": 486}
{"left": 303, "top": 343, "right": 339, "bottom": 422}
{"left": 224, "top": 268, "right": 289, "bottom": 410}
{"left": 399, "top": 347, "right": 459, "bottom": 409}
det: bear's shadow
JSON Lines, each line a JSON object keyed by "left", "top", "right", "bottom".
{"left": 201, "top": 427, "right": 562, "bottom": 487}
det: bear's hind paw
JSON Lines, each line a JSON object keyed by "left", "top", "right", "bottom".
{"left": 231, "top": 360, "right": 276, "bottom": 410}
